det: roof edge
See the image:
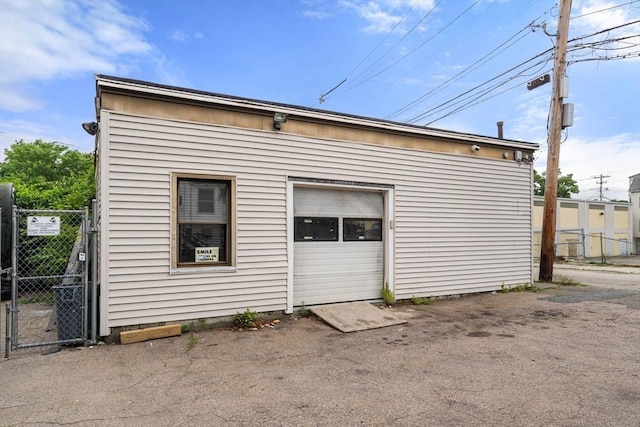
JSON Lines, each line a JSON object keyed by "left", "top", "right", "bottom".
{"left": 96, "top": 74, "right": 539, "bottom": 151}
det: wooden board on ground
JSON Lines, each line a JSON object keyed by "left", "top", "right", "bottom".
{"left": 310, "top": 302, "right": 407, "bottom": 333}
{"left": 120, "top": 324, "right": 182, "bottom": 344}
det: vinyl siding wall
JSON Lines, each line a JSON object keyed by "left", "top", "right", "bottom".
{"left": 100, "top": 111, "right": 533, "bottom": 332}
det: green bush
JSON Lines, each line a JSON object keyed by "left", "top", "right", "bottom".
{"left": 233, "top": 308, "right": 257, "bottom": 328}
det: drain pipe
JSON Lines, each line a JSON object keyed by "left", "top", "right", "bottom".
{"left": 497, "top": 121, "right": 504, "bottom": 139}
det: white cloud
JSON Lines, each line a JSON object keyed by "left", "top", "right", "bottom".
{"left": 171, "top": 30, "right": 189, "bottom": 42}
{"left": 573, "top": 0, "right": 630, "bottom": 30}
{"left": 303, "top": 10, "right": 331, "bottom": 19}
{"left": 511, "top": 91, "right": 552, "bottom": 140}
{"left": 512, "top": 84, "right": 638, "bottom": 201}
{"left": 340, "top": 0, "right": 436, "bottom": 34}
{"left": 301, "top": 0, "right": 332, "bottom": 20}
{"left": 534, "top": 133, "right": 640, "bottom": 201}
{"left": 569, "top": 0, "right": 640, "bottom": 62}
{"left": 170, "top": 30, "right": 205, "bottom": 42}
{"left": 0, "top": 0, "right": 151, "bottom": 112}
{"left": 400, "top": 77, "right": 427, "bottom": 85}
{"left": 0, "top": 117, "right": 96, "bottom": 162}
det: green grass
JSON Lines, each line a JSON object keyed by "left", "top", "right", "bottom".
{"left": 381, "top": 284, "right": 395, "bottom": 305}
{"left": 186, "top": 333, "right": 199, "bottom": 350}
{"left": 410, "top": 295, "right": 435, "bottom": 305}
{"left": 553, "top": 275, "right": 584, "bottom": 286}
{"left": 500, "top": 283, "right": 540, "bottom": 293}
{"left": 18, "top": 293, "right": 54, "bottom": 305}
{"left": 297, "top": 301, "right": 311, "bottom": 317}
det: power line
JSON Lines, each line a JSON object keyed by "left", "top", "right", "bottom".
{"left": 568, "top": 19, "right": 640, "bottom": 43}
{"left": 0, "top": 132, "right": 75, "bottom": 148}
{"left": 316, "top": 0, "right": 438, "bottom": 105}
{"left": 350, "top": 0, "right": 481, "bottom": 92}
{"left": 424, "top": 69, "right": 552, "bottom": 126}
{"left": 569, "top": 51, "right": 640, "bottom": 64}
{"left": 571, "top": 0, "right": 640, "bottom": 20}
{"left": 341, "top": 0, "right": 442, "bottom": 93}
{"left": 352, "top": 2, "right": 554, "bottom": 116}
{"left": 400, "top": 19, "right": 640, "bottom": 125}
{"left": 330, "top": 0, "right": 481, "bottom": 101}
{"left": 404, "top": 49, "right": 554, "bottom": 124}
{"left": 386, "top": 19, "right": 539, "bottom": 120}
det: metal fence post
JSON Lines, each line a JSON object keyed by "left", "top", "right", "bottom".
{"left": 90, "top": 199, "right": 98, "bottom": 345}
{"left": 4, "top": 303, "right": 9, "bottom": 358}
{"left": 82, "top": 206, "right": 89, "bottom": 345}
{"left": 10, "top": 205, "right": 18, "bottom": 352}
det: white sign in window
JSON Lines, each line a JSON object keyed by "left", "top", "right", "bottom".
{"left": 27, "top": 216, "right": 61, "bottom": 236}
{"left": 195, "top": 247, "right": 219, "bottom": 262}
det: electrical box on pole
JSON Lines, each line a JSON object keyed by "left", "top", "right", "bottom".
{"left": 562, "top": 103, "right": 574, "bottom": 128}
{"left": 559, "top": 76, "right": 570, "bottom": 98}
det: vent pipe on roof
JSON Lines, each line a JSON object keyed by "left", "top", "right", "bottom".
{"left": 497, "top": 121, "right": 504, "bottom": 139}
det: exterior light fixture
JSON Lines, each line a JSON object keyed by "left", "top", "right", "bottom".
{"left": 273, "top": 112, "right": 288, "bottom": 131}
{"left": 82, "top": 122, "right": 99, "bottom": 135}
{"left": 470, "top": 145, "right": 480, "bottom": 152}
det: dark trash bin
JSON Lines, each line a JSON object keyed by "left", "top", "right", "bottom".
{"left": 53, "top": 284, "right": 84, "bottom": 341}
{"left": 1, "top": 275, "right": 10, "bottom": 301}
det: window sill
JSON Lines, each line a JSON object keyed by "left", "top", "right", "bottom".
{"left": 170, "top": 266, "right": 237, "bottom": 275}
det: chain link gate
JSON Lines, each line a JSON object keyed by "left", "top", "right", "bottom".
{"left": 5, "top": 208, "right": 90, "bottom": 354}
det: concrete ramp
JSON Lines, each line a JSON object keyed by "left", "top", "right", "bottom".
{"left": 310, "top": 302, "right": 407, "bottom": 333}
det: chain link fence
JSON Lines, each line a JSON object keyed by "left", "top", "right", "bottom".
{"left": 533, "top": 230, "right": 585, "bottom": 260}
{"left": 533, "top": 229, "right": 633, "bottom": 261}
{"left": 8, "top": 208, "right": 88, "bottom": 351}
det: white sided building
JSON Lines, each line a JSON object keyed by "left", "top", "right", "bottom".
{"left": 630, "top": 173, "right": 640, "bottom": 253}
{"left": 532, "top": 196, "right": 633, "bottom": 259}
{"left": 93, "top": 75, "right": 538, "bottom": 336}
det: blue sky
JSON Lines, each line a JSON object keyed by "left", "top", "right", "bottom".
{"left": 1, "top": 0, "right": 638, "bottom": 200}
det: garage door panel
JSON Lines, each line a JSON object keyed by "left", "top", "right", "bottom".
{"left": 293, "top": 272, "right": 382, "bottom": 305}
{"left": 293, "top": 187, "right": 384, "bottom": 306}
{"left": 294, "top": 188, "right": 383, "bottom": 217}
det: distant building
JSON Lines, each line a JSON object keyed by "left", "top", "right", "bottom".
{"left": 630, "top": 173, "right": 640, "bottom": 253}
{"left": 533, "top": 196, "right": 633, "bottom": 258}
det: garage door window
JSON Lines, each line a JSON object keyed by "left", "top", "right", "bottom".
{"left": 176, "top": 176, "right": 233, "bottom": 266}
{"left": 294, "top": 217, "right": 338, "bottom": 241}
{"left": 343, "top": 218, "right": 382, "bottom": 241}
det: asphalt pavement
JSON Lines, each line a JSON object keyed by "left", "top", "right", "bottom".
{"left": 1, "top": 260, "right": 639, "bottom": 426}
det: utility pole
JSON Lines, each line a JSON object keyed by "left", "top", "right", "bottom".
{"left": 591, "top": 174, "right": 610, "bottom": 201}
{"left": 539, "top": 0, "right": 573, "bottom": 282}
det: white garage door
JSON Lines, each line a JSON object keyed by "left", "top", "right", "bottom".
{"left": 293, "top": 187, "right": 384, "bottom": 306}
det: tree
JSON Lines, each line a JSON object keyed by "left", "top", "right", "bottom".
{"left": 1, "top": 140, "right": 95, "bottom": 280}
{"left": 533, "top": 169, "right": 579, "bottom": 198}
{"left": 0, "top": 139, "right": 94, "bottom": 209}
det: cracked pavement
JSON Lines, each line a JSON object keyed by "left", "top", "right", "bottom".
{"left": 1, "top": 264, "right": 639, "bottom": 426}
